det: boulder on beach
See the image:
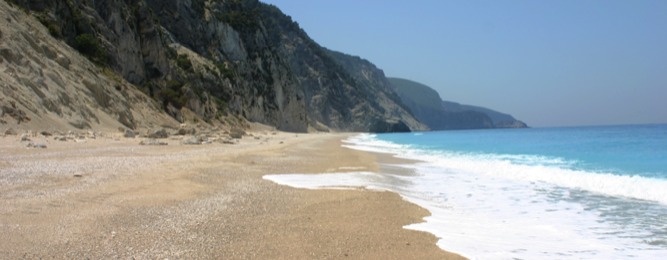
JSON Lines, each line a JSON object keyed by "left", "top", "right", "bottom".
{"left": 20, "top": 134, "right": 31, "bottom": 142}
{"left": 139, "top": 139, "right": 168, "bottom": 146}
{"left": 123, "top": 129, "right": 136, "bottom": 138}
{"left": 230, "top": 128, "right": 245, "bottom": 139}
{"left": 176, "top": 125, "right": 196, "bottom": 136}
{"left": 181, "top": 136, "right": 202, "bottom": 145}
{"left": 26, "top": 142, "right": 47, "bottom": 148}
{"left": 4, "top": 128, "right": 17, "bottom": 135}
{"left": 148, "top": 129, "right": 169, "bottom": 139}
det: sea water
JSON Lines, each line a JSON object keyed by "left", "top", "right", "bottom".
{"left": 264, "top": 124, "right": 667, "bottom": 259}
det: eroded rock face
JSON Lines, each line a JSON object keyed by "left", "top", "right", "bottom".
{"left": 4, "top": 0, "right": 424, "bottom": 133}
{"left": 0, "top": 0, "right": 179, "bottom": 131}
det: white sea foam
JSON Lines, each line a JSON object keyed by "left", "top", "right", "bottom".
{"left": 265, "top": 134, "right": 667, "bottom": 259}
{"left": 263, "top": 172, "right": 389, "bottom": 191}
{"left": 343, "top": 134, "right": 667, "bottom": 205}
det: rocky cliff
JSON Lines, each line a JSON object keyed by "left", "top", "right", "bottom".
{"left": 0, "top": 0, "right": 178, "bottom": 132}
{"left": 324, "top": 50, "right": 425, "bottom": 132}
{"left": 1, "top": 0, "right": 423, "bottom": 133}
{"left": 389, "top": 78, "right": 527, "bottom": 130}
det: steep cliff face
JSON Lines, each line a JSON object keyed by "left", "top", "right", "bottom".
{"left": 389, "top": 78, "right": 527, "bottom": 130}
{"left": 142, "top": 0, "right": 424, "bottom": 132}
{"left": 3, "top": 0, "right": 423, "bottom": 132}
{"left": 325, "top": 50, "right": 426, "bottom": 132}
{"left": 143, "top": 0, "right": 309, "bottom": 132}
{"left": 0, "top": 0, "right": 177, "bottom": 131}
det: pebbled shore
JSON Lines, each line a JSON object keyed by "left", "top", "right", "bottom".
{"left": 0, "top": 131, "right": 464, "bottom": 259}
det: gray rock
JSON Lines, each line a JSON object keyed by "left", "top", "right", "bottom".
{"left": 176, "top": 128, "right": 186, "bottom": 135}
{"left": 26, "top": 142, "right": 47, "bottom": 149}
{"left": 148, "top": 129, "right": 169, "bottom": 139}
{"left": 124, "top": 129, "right": 136, "bottom": 138}
{"left": 220, "top": 138, "right": 236, "bottom": 145}
{"left": 230, "top": 128, "right": 245, "bottom": 139}
{"left": 20, "top": 134, "right": 31, "bottom": 142}
{"left": 4, "top": 128, "right": 17, "bottom": 135}
{"left": 139, "top": 139, "right": 168, "bottom": 146}
{"left": 54, "top": 54, "right": 70, "bottom": 69}
{"left": 176, "top": 127, "right": 196, "bottom": 136}
{"left": 181, "top": 136, "right": 201, "bottom": 145}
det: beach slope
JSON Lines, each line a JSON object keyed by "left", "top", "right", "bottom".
{"left": 0, "top": 132, "right": 463, "bottom": 259}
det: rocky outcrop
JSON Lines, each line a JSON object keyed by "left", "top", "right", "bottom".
{"left": 325, "top": 50, "right": 427, "bottom": 132}
{"left": 0, "top": 0, "right": 178, "bottom": 132}
{"left": 3, "top": 0, "right": 424, "bottom": 133}
{"left": 389, "top": 78, "right": 527, "bottom": 130}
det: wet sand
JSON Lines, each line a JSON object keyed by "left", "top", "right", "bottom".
{"left": 0, "top": 131, "right": 464, "bottom": 259}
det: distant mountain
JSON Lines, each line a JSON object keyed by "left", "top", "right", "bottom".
{"left": 389, "top": 78, "right": 527, "bottom": 130}
{"left": 441, "top": 101, "right": 528, "bottom": 128}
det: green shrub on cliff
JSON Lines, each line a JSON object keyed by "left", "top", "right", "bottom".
{"left": 176, "top": 54, "right": 193, "bottom": 72}
{"left": 158, "top": 80, "right": 187, "bottom": 109}
{"left": 75, "top": 34, "right": 108, "bottom": 64}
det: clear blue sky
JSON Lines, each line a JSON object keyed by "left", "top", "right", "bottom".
{"left": 261, "top": 0, "right": 667, "bottom": 127}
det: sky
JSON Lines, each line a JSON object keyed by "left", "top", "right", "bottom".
{"left": 260, "top": 0, "right": 667, "bottom": 127}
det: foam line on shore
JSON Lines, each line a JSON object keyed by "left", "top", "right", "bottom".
{"left": 266, "top": 133, "right": 667, "bottom": 259}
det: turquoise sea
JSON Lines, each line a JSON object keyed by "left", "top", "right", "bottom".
{"left": 266, "top": 124, "right": 667, "bottom": 259}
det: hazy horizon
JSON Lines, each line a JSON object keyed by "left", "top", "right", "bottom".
{"left": 261, "top": 0, "right": 667, "bottom": 127}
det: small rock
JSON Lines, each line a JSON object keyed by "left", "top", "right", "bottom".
{"left": 123, "top": 129, "right": 136, "bottom": 138}
{"left": 220, "top": 138, "right": 236, "bottom": 145}
{"left": 73, "top": 174, "right": 83, "bottom": 178}
{"left": 40, "top": 131, "right": 52, "bottom": 137}
{"left": 26, "top": 142, "right": 47, "bottom": 149}
{"left": 20, "top": 134, "right": 31, "bottom": 142}
{"left": 4, "top": 128, "right": 17, "bottom": 135}
{"left": 181, "top": 136, "right": 201, "bottom": 145}
{"left": 176, "top": 127, "right": 196, "bottom": 136}
{"left": 148, "top": 128, "right": 169, "bottom": 139}
{"left": 176, "top": 128, "right": 186, "bottom": 135}
{"left": 230, "top": 127, "right": 245, "bottom": 139}
{"left": 54, "top": 135, "right": 67, "bottom": 141}
{"left": 139, "top": 139, "right": 168, "bottom": 146}
{"left": 55, "top": 54, "right": 70, "bottom": 69}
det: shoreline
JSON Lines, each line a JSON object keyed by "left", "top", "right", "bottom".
{"left": 0, "top": 130, "right": 464, "bottom": 259}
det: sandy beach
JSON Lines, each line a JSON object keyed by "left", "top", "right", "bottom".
{"left": 0, "top": 130, "right": 464, "bottom": 259}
